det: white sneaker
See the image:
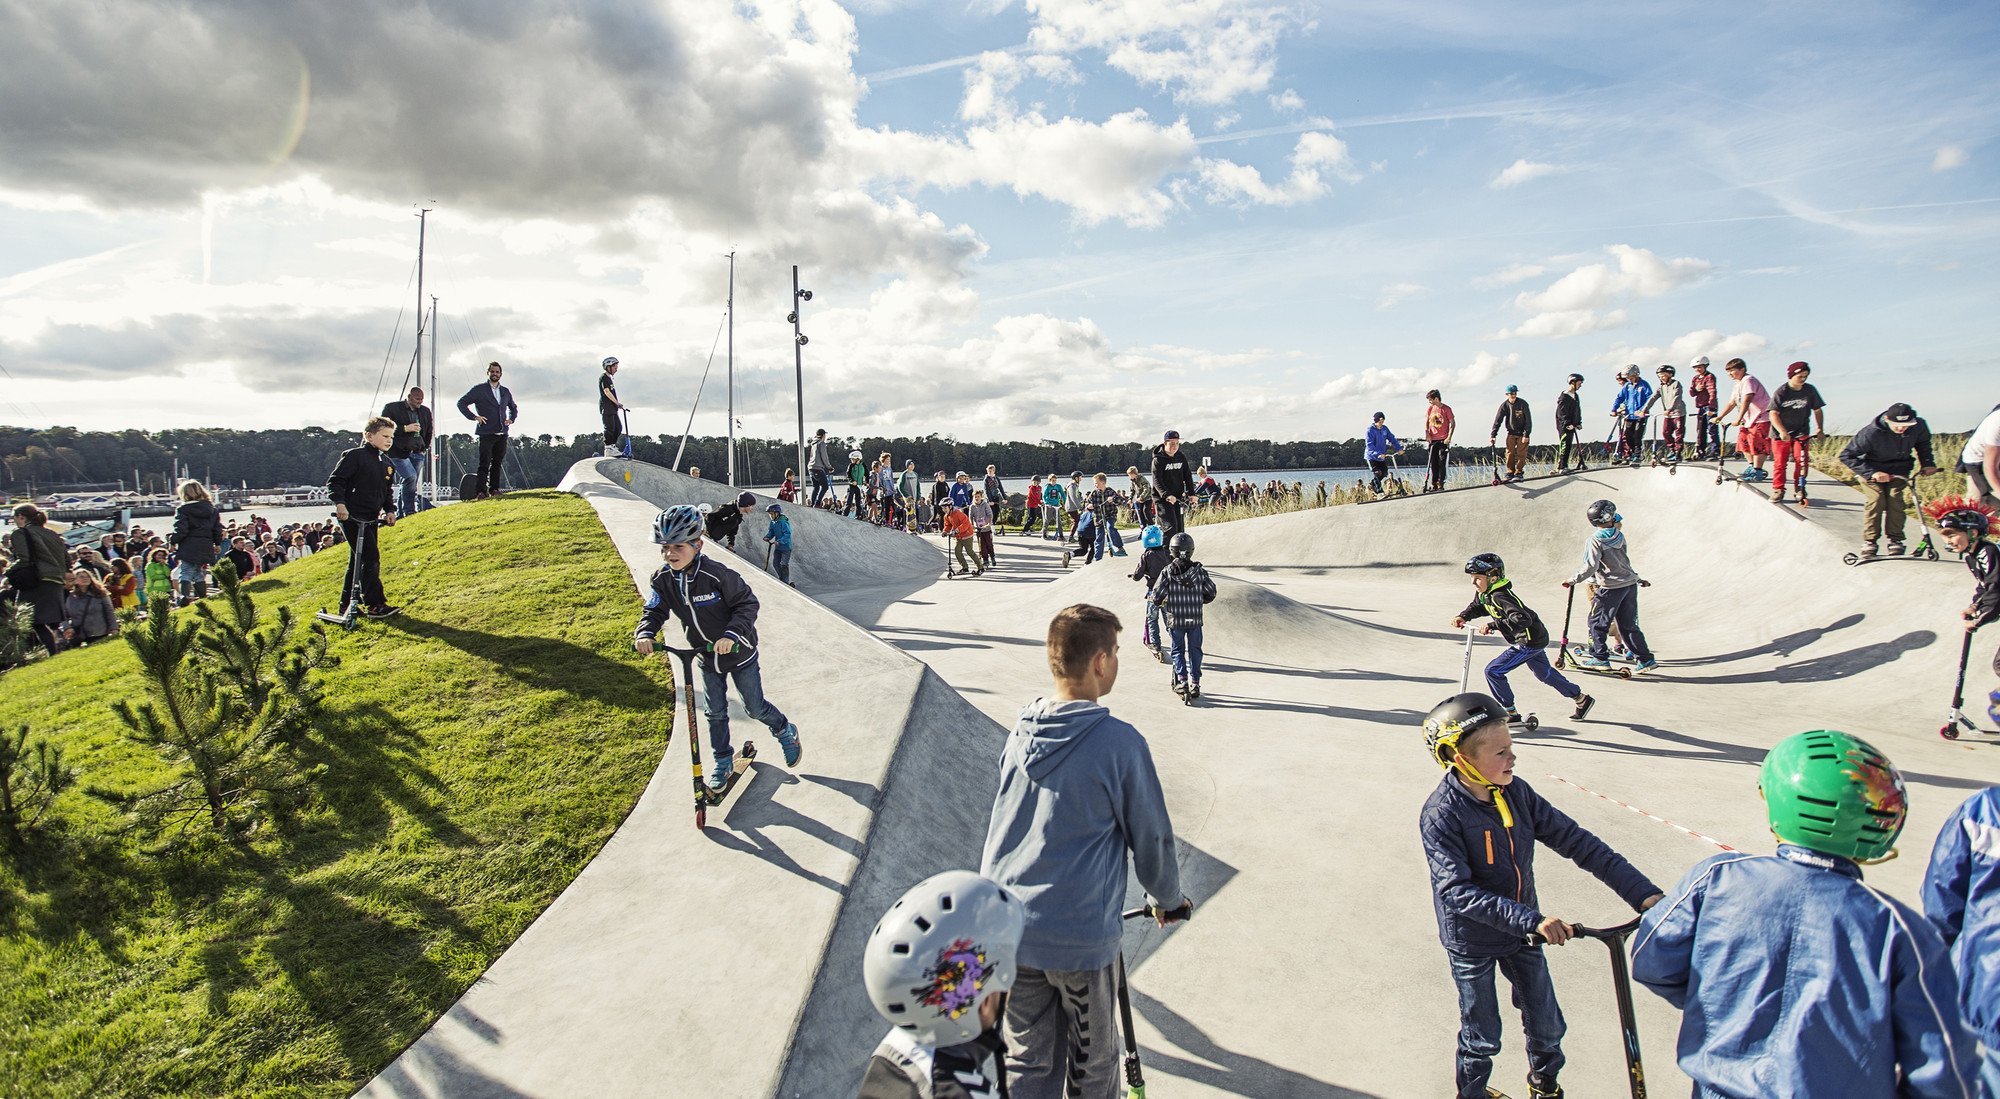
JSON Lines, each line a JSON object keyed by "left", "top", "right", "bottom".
{"left": 604, "top": 446, "right": 620, "bottom": 457}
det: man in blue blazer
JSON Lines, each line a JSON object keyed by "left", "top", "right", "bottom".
{"left": 457, "top": 361, "right": 519, "bottom": 498}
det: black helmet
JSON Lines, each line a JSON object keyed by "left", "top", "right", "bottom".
{"left": 1567, "top": 373, "right": 1585, "bottom": 384}
{"left": 1422, "top": 693, "right": 1509, "bottom": 769}
{"left": 1168, "top": 532, "right": 1195, "bottom": 558}
{"left": 1586, "top": 498, "right": 1618, "bottom": 526}
{"left": 1464, "top": 552, "right": 1505, "bottom": 576}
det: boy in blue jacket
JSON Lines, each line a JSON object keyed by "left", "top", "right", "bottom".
{"left": 1420, "top": 692, "right": 1662, "bottom": 1099}
{"left": 1366, "top": 411, "right": 1403, "bottom": 494}
{"left": 762, "top": 503, "right": 794, "bottom": 585}
{"left": 981, "top": 603, "right": 1192, "bottom": 1099}
{"left": 634, "top": 504, "right": 801, "bottom": 781}
{"left": 1925, "top": 785, "right": 2000, "bottom": 1098}
{"left": 1633, "top": 730, "right": 1978, "bottom": 1098}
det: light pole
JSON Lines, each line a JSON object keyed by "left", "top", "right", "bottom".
{"left": 790, "top": 265, "right": 811, "bottom": 496}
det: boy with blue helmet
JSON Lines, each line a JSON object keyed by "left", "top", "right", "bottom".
{"left": 1634, "top": 731, "right": 1979, "bottom": 1097}
{"left": 1129, "top": 524, "right": 1170, "bottom": 663}
{"left": 763, "top": 503, "right": 793, "bottom": 585}
{"left": 635, "top": 504, "right": 802, "bottom": 780}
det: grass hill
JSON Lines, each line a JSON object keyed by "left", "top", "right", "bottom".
{"left": 0, "top": 491, "right": 666, "bottom": 1098}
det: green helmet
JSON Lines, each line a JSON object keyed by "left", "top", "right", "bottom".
{"left": 1759, "top": 730, "right": 1907, "bottom": 862}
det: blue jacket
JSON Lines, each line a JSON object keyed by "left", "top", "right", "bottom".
{"left": 1924, "top": 787, "right": 2000, "bottom": 1051}
{"left": 764, "top": 515, "right": 793, "bottom": 550}
{"left": 1365, "top": 423, "right": 1402, "bottom": 461}
{"left": 457, "top": 382, "right": 518, "bottom": 436}
{"left": 1633, "top": 846, "right": 1979, "bottom": 1098}
{"left": 1612, "top": 380, "right": 1654, "bottom": 421}
{"left": 1420, "top": 774, "right": 1658, "bottom": 958}
{"left": 949, "top": 481, "right": 973, "bottom": 510}
{"left": 981, "top": 698, "right": 1182, "bottom": 972}
{"left": 634, "top": 552, "right": 762, "bottom": 675}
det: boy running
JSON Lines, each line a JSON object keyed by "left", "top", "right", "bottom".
{"left": 1767, "top": 361, "right": 1826, "bottom": 504}
{"left": 1453, "top": 553, "right": 1593, "bottom": 724}
{"left": 1561, "top": 499, "right": 1657, "bottom": 673}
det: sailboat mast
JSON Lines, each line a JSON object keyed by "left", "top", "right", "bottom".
{"left": 726, "top": 251, "right": 736, "bottom": 487}
{"left": 428, "top": 295, "right": 439, "bottom": 506}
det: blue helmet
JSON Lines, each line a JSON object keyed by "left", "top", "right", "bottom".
{"left": 1141, "top": 525, "right": 1164, "bottom": 549}
{"left": 652, "top": 504, "right": 705, "bottom": 545}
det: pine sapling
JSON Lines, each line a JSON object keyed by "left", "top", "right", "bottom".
{"left": 0, "top": 725, "right": 75, "bottom": 846}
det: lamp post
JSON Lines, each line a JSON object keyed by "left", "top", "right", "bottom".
{"left": 790, "top": 265, "right": 812, "bottom": 497}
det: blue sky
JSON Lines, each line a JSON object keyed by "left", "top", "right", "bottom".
{"left": 1, "top": 0, "right": 1995, "bottom": 444}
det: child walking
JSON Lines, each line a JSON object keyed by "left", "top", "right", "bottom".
{"left": 1152, "top": 532, "right": 1216, "bottom": 701}
{"left": 980, "top": 604, "right": 1191, "bottom": 1099}
{"left": 1453, "top": 553, "right": 1593, "bottom": 724}
{"left": 982, "top": 465, "right": 1007, "bottom": 534}
{"left": 1021, "top": 475, "right": 1044, "bottom": 536}
{"left": 634, "top": 504, "right": 802, "bottom": 780}
{"left": 763, "top": 503, "right": 793, "bottom": 585}
{"left": 1129, "top": 525, "right": 1169, "bottom": 662}
{"left": 1419, "top": 693, "right": 1663, "bottom": 1099}
{"left": 1562, "top": 499, "right": 1657, "bottom": 673}
{"left": 1632, "top": 730, "right": 1977, "bottom": 1096}
{"left": 970, "top": 490, "right": 997, "bottom": 568}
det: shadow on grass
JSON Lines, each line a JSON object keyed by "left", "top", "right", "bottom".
{"left": 289, "top": 700, "right": 476, "bottom": 852}
{"left": 384, "top": 615, "right": 661, "bottom": 707}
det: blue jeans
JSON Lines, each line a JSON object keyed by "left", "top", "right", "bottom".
{"left": 1169, "top": 624, "right": 1204, "bottom": 685}
{"left": 1094, "top": 510, "right": 1125, "bottom": 558}
{"left": 1484, "top": 645, "right": 1580, "bottom": 710}
{"left": 1587, "top": 584, "right": 1654, "bottom": 662}
{"left": 699, "top": 657, "right": 790, "bottom": 762}
{"left": 1448, "top": 947, "right": 1566, "bottom": 1098}
{"left": 1143, "top": 594, "right": 1162, "bottom": 652}
{"left": 770, "top": 545, "right": 792, "bottom": 584}
{"left": 390, "top": 455, "right": 422, "bottom": 515}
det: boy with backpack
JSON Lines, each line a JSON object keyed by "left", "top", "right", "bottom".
{"left": 1452, "top": 553, "right": 1593, "bottom": 724}
{"left": 1632, "top": 730, "right": 1978, "bottom": 1096}
{"left": 1561, "top": 498, "right": 1657, "bottom": 674}
{"left": 981, "top": 603, "right": 1192, "bottom": 1098}
{"left": 1129, "top": 525, "right": 1170, "bottom": 662}
{"left": 1152, "top": 532, "right": 1217, "bottom": 701}
{"left": 1419, "top": 692, "right": 1664, "bottom": 1099}
{"left": 763, "top": 503, "right": 793, "bottom": 585}
{"left": 634, "top": 504, "right": 802, "bottom": 781}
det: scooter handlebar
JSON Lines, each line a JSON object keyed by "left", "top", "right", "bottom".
{"left": 1121, "top": 901, "right": 1194, "bottom": 923}
{"left": 1526, "top": 915, "right": 1642, "bottom": 945}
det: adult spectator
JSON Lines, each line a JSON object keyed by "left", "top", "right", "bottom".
{"left": 326, "top": 416, "right": 400, "bottom": 618}
{"left": 1715, "top": 359, "right": 1772, "bottom": 481}
{"left": 1554, "top": 374, "right": 1586, "bottom": 473}
{"left": 1365, "top": 412, "right": 1402, "bottom": 493}
{"left": 706, "top": 492, "right": 754, "bottom": 549}
{"left": 1610, "top": 366, "right": 1653, "bottom": 465}
{"left": 224, "top": 536, "right": 260, "bottom": 581}
{"left": 1422, "top": 389, "right": 1455, "bottom": 492}
{"left": 456, "top": 361, "right": 518, "bottom": 499}
{"left": 807, "top": 428, "right": 832, "bottom": 508}
{"left": 1489, "top": 385, "right": 1532, "bottom": 482}
{"left": 106, "top": 557, "right": 138, "bottom": 611}
{"left": 1687, "top": 357, "right": 1721, "bottom": 459}
{"left": 169, "top": 481, "right": 225, "bottom": 604}
{"left": 73, "top": 546, "right": 112, "bottom": 580}
{"left": 1960, "top": 403, "right": 2000, "bottom": 508}
{"left": 1766, "top": 362, "right": 1826, "bottom": 504}
{"left": 1150, "top": 431, "right": 1197, "bottom": 536}
{"left": 7, "top": 504, "right": 68, "bottom": 655}
{"left": 61, "top": 570, "right": 118, "bottom": 647}
{"left": 257, "top": 533, "right": 288, "bottom": 574}
{"left": 1838, "top": 403, "right": 1940, "bottom": 559}
{"left": 382, "top": 386, "right": 434, "bottom": 515}
{"left": 598, "top": 356, "right": 625, "bottom": 456}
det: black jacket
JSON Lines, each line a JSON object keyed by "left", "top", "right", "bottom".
{"left": 170, "top": 500, "right": 225, "bottom": 566}
{"left": 7, "top": 525, "right": 68, "bottom": 585}
{"left": 327, "top": 445, "right": 397, "bottom": 520}
{"left": 1152, "top": 558, "right": 1217, "bottom": 628}
{"left": 635, "top": 553, "right": 761, "bottom": 674}
{"left": 1555, "top": 390, "right": 1582, "bottom": 433}
{"left": 1150, "top": 445, "right": 1196, "bottom": 500}
{"left": 1838, "top": 412, "right": 1935, "bottom": 480}
{"left": 1490, "top": 398, "right": 1532, "bottom": 438}
{"left": 858, "top": 1029, "right": 1007, "bottom": 1099}
{"left": 381, "top": 400, "right": 434, "bottom": 459}
{"left": 705, "top": 506, "right": 745, "bottom": 546}
{"left": 1130, "top": 546, "right": 1171, "bottom": 587}
{"left": 1459, "top": 579, "right": 1549, "bottom": 649}
{"left": 457, "top": 382, "right": 518, "bottom": 436}
{"left": 1968, "top": 541, "right": 2000, "bottom": 628}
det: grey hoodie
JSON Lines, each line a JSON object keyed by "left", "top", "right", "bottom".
{"left": 980, "top": 698, "right": 1182, "bottom": 972}
{"left": 1567, "top": 528, "right": 1643, "bottom": 590}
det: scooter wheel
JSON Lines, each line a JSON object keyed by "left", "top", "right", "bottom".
{"left": 1924, "top": 548, "right": 1940, "bottom": 562}
{"left": 1940, "top": 725, "right": 1960, "bottom": 741}
{"left": 1841, "top": 553, "right": 1859, "bottom": 566}
{"left": 1616, "top": 667, "right": 1633, "bottom": 680}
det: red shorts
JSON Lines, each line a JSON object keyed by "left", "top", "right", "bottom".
{"left": 1736, "top": 419, "right": 1771, "bottom": 457}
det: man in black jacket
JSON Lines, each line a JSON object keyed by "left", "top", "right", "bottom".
{"left": 1149, "top": 430, "right": 1197, "bottom": 536}
{"left": 326, "top": 417, "right": 400, "bottom": 617}
{"left": 381, "top": 386, "right": 434, "bottom": 515}
{"left": 457, "top": 361, "right": 519, "bottom": 498}
{"left": 1838, "top": 403, "right": 1940, "bottom": 559}
{"left": 705, "top": 491, "right": 755, "bottom": 549}
{"left": 1489, "top": 385, "right": 1533, "bottom": 482}
{"left": 1554, "top": 374, "right": 1585, "bottom": 473}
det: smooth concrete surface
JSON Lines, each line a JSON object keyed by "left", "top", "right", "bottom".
{"left": 366, "top": 459, "right": 2000, "bottom": 1098}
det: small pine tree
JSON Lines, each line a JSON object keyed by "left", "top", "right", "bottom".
{"left": 0, "top": 601, "right": 37, "bottom": 669}
{"left": 0, "top": 725, "right": 75, "bottom": 846}
{"left": 194, "top": 560, "right": 334, "bottom": 735}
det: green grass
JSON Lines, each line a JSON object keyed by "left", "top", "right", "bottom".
{"left": 0, "top": 491, "right": 667, "bottom": 1098}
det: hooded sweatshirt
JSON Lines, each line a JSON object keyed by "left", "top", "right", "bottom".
{"left": 981, "top": 698, "right": 1182, "bottom": 972}
{"left": 1567, "top": 528, "right": 1643, "bottom": 591}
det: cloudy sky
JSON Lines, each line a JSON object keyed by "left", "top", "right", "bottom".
{"left": 2, "top": 0, "right": 1996, "bottom": 446}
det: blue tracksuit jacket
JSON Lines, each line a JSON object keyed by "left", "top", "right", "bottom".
{"left": 1924, "top": 787, "right": 2000, "bottom": 1054}
{"left": 1612, "top": 380, "right": 1654, "bottom": 421}
{"left": 1633, "top": 845, "right": 1979, "bottom": 1098}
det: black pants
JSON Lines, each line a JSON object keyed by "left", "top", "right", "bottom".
{"left": 1620, "top": 418, "right": 1646, "bottom": 463}
{"left": 809, "top": 470, "right": 830, "bottom": 507}
{"left": 1427, "top": 441, "right": 1449, "bottom": 489}
{"left": 1369, "top": 458, "right": 1390, "bottom": 492}
{"left": 477, "top": 434, "right": 509, "bottom": 495}
{"left": 1157, "top": 497, "right": 1186, "bottom": 536}
{"left": 338, "top": 517, "right": 386, "bottom": 609}
{"left": 1557, "top": 428, "right": 1581, "bottom": 469}
{"left": 601, "top": 408, "right": 621, "bottom": 449}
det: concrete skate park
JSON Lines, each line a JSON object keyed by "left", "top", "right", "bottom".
{"left": 364, "top": 457, "right": 1998, "bottom": 1099}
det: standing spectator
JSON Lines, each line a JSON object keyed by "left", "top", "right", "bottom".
{"left": 1150, "top": 431, "right": 1197, "bottom": 535}
{"left": 73, "top": 546, "right": 111, "bottom": 580}
{"left": 1063, "top": 472, "right": 1086, "bottom": 539}
{"left": 1554, "top": 374, "right": 1586, "bottom": 473}
{"left": 807, "top": 428, "right": 832, "bottom": 508}
{"left": 257, "top": 533, "right": 288, "bottom": 574}
{"left": 950, "top": 471, "right": 975, "bottom": 512}
{"left": 1687, "top": 357, "right": 1720, "bottom": 459}
{"left": 1423, "top": 390, "right": 1456, "bottom": 493}
{"left": 456, "top": 361, "right": 518, "bottom": 499}
{"left": 61, "top": 570, "right": 118, "bottom": 646}
{"left": 1959, "top": 403, "right": 2000, "bottom": 509}
{"left": 597, "top": 356, "right": 625, "bottom": 456}
{"left": 7, "top": 504, "right": 69, "bottom": 654}
{"left": 1838, "top": 403, "right": 1940, "bottom": 559}
{"left": 1609, "top": 366, "right": 1653, "bottom": 466}
{"left": 1039, "top": 473, "right": 1066, "bottom": 541}
{"left": 1126, "top": 466, "right": 1156, "bottom": 527}
{"left": 382, "top": 385, "right": 434, "bottom": 515}
{"left": 106, "top": 557, "right": 139, "bottom": 611}
{"left": 223, "top": 536, "right": 260, "bottom": 581}
{"left": 1767, "top": 362, "right": 1826, "bottom": 504}
{"left": 142, "top": 547, "right": 172, "bottom": 607}
{"left": 326, "top": 416, "right": 401, "bottom": 618}
{"left": 777, "top": 468, "right": 796, "bottom": 503}
{"left": 1641, "top": 365, "right": 1686, "bottom": 462}
{"left": 1489, "top": 386, "right": 1533, "bottom": 482}
{"left": 983, "top": 465, "right": 1008, "bottom": 534}
{"left": 169, "top": 481, "right": 225, "bottom": 605}
{"left": 1715, "top": 359, "right": 1773, "bottom": 481}
{"left": 1366, "top": 412, "right": 1403, "bottom": 493}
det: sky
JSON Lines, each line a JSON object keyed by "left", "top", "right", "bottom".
{"left": 1, "top": 0, "right": 1997, "bottom": 448}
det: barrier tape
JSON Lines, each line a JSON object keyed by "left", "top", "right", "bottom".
{"left": 1547, "top": 773, "right": 1739, "bottom": 852}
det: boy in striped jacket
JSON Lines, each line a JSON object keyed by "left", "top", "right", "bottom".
{"left": 1151, "top": 531, "right": 1217, "bottom": 701}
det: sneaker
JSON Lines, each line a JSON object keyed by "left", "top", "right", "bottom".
{"left": 1634, "top": 658, "right": 1660, "bottom": 674}
{"left": 1506, "top": 710, "right": 1528, "bottom": 726}
{"left": 1061, "top": 550, "right": 1072, "bottom": 567}
{"left": 1574, "top": 653, "right": 1611, "bottom": 669}
{"left": 1186, "top": 682, "right": 1201, "bottom": 701}
{"left": 1769, "top": 488, "right": 1786, "bottom": 502}
{"left": 1887, "top": 542, "right": 1906, "bottom": 556}
{"left": 775, "top": 723, "right": 802, "bottom": 767}
{"left": 1527, "top": 1072, "right": 1564, "bottom": 1099}
{"left": 1571, "top": 694, "right": 1595, "bottom": 721}
{"left": 1860, "top": 541, "right": 1878, "bottom": 560}
{"left": 364, "top": 604, "right": 399, "bottom": 618}
{"left": 707, "top": 753, "right": 733, "bottom": 792}
{"left": 1171, "top": 679, "right": 1187, "bottom": 696}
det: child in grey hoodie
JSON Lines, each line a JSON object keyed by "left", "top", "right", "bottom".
{"left": 981, "top": 604, "right": 1192, "bottom": 1099}
{"left": 1562, "top": 498, "right": 1657, "bottom": 673}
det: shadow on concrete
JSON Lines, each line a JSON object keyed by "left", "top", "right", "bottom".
{"left": 1672, "top": 630, "right": 1936, "bottom": 685}
{"left": 1199, "top": 694, "right": 1427, "bottom": 724}
{"left": 1122, "top": 841, "right": 1238, "bottom": 974}
{"left": 1675, "top": 614, "right": 1866, "bottom": 667}
{"left": 364, "top": 1004, "right": 537, "bottom": 1099}
{"left": 872, "top": 624, "right": 1048, "bottom": 653}
{"left": 706, "top": 764, "right": 859, "bottom": 893}
{"left": 1131, "top": 988, "right": 1384, "bottom": 1098}
{"left": 1311, "top": 608, "right": 1476, "bottom": 644}
{"left": 1205, "top": 656, "right": 1452, "bottom": 686}
{"left": 1207, "top": 561, "right": 1451, "bottom": 573}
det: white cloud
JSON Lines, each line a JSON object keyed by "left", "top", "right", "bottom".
{"left": 1933, "top": 145, "right": 1969, "bottom": 171}
{"left": 1269, "top": 89, "right": 1305, "bottom": 112}
{"left": 1588, "top": 329, "right": 1770, "bottom": 371}
{"left": 1022, "top": 0, "right": 1298, "bottom": 106}
{"left": 1192, "top": 132, "right": 1356, "bottom": 208}
{"left": 1492, "top": 244, "right": 1710, "bottom": 340}
{"left": 1303, "top": 351, "right": 1519, "bottom": 404}
{"left": 1375, "top": 282, "right": 1428, "bottom": 310}
{"left": 1489, "top": 159, "right": 1564, "bottom": 188}
{"left": 1471, "top": 262, "right": 1547, "bottom": 289}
